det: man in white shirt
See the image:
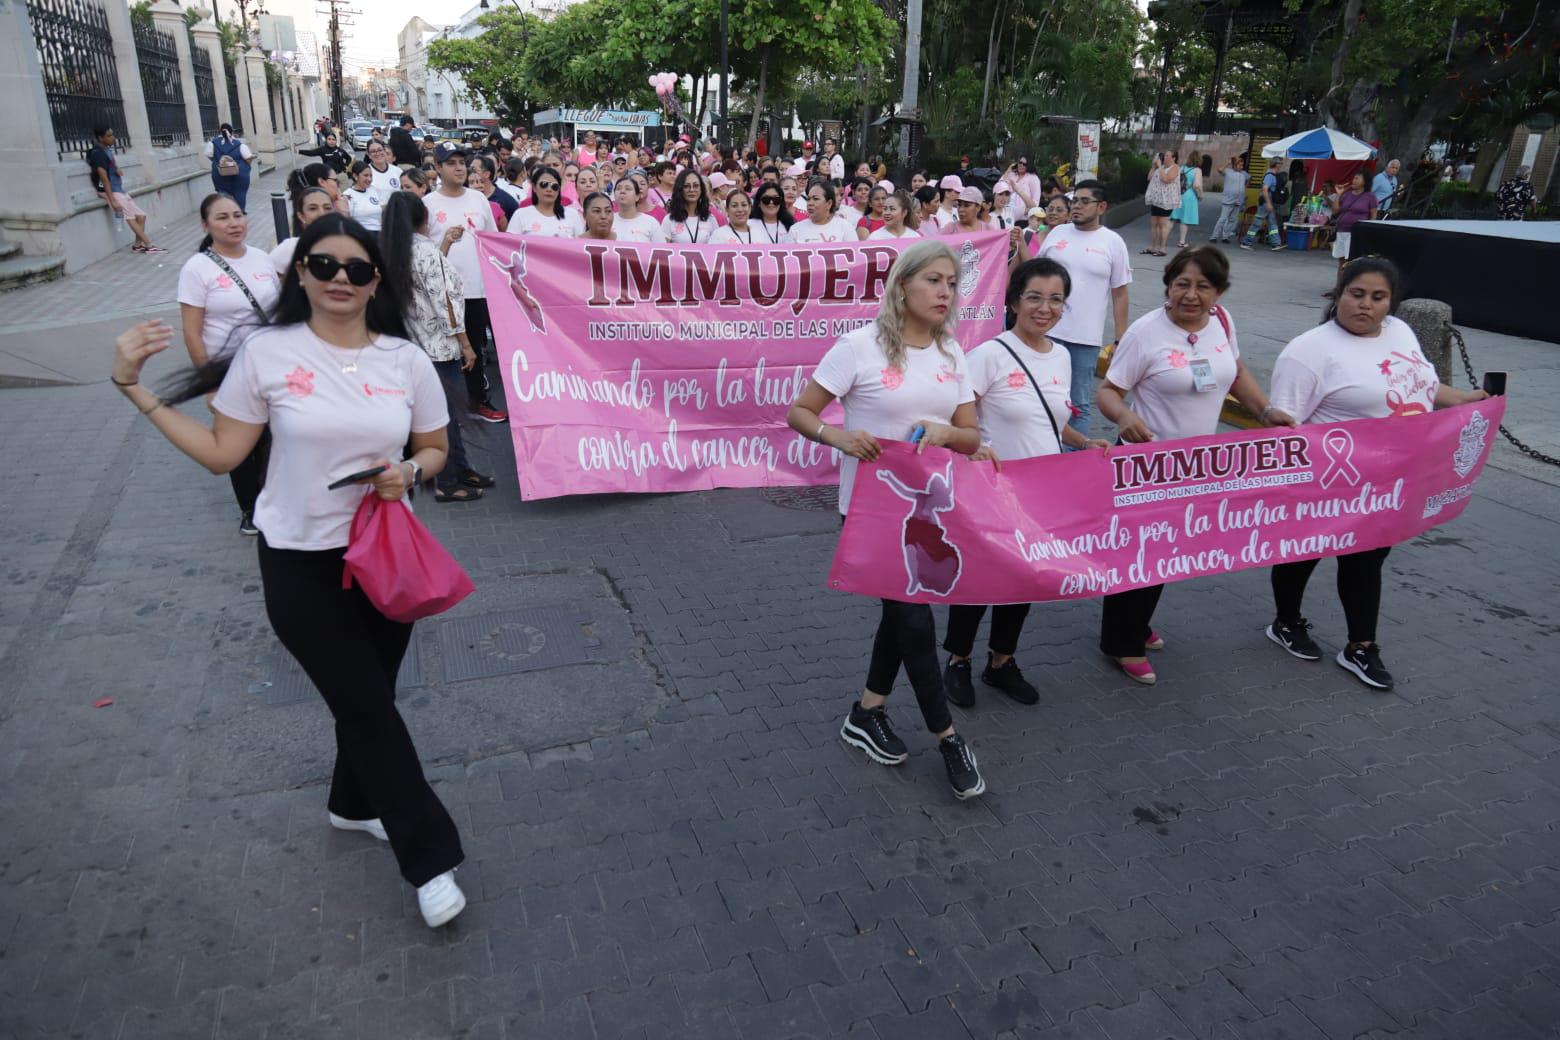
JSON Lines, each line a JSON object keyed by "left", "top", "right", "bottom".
{"left": 1035, "top": 178, "right": 1131, "bottom": 438}
{"left": 427, "top": 143, "right": 506, "bottom": 424}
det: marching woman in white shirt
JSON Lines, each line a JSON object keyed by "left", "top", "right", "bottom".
{"left": 866, "top": 191, "right": 921, "bottom": 240}
{"left": 785, "top": 240, "right": 989, "bottom": 800}
{"left": 786, "top": 178, "right": 856, "bottom": 243}
{"left": 611, "top": 177, "right": 666, "bottom": 242}
{"left": 343, "top": 161, "right": 386, "bottom": 232}
{"left": 710, "top": 187, "right": 758, "bottom": 244}
{"left": 1094, "top": 246, "right": 1291, "bottom": 685}
{"left": 1265, "top": 257, "right": 1488, "bottom": 690}
{"left": 110, "top": 213, "right": 468, "bottom": 929}
{"left": 751, "top": 183, "right": 794, "bottom": 243}
{"left": 510, "top": 167, "right": 574, "bottom": 237}
{"left": 943, "top": 258, "right": 1109, "bottom": 709}
{"left": 661, "top": 169, "right": 720, "bottom": 243}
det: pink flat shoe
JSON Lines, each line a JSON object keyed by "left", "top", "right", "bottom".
{"left": 1146, "top": 630, "right": 1165, "bottom": 651}
{"left": 1118, "top": 659, "right": 1157, "bottom": 685}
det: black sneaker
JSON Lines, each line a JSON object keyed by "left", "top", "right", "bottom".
{"left": 943, "top": 657, "right": 975, "bottom": 708}
{"left": 239, "top": 511, "right": 259, "bottom": 536}
{"left": 1338, "top": 644, "right": 1394, "bottom": 690}
{"left": 840, "top": 704, "right": 908, "bottom": 765}
{"left": 1267, "top": 618, "right": 1322, "bottom": 661}
{"left": 939, "top": 734, "right": 986, "bottom": 800}
{"left": 982, "top": 655, "right": 1038, "bottom": 705}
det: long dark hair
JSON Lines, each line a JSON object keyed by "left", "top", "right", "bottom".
{"left": 164, "top": 214, "right": 409, "bottom": 403}
{"left": 1324, "top": 256, "right": 1401, "bottom": 325}
{"left": 527, "top": 167, "right": 563, "bottom": 216}
{"left": 668, "top": 168, "right": 711, "bottom": 223}
{"left": 378, "top": 191, "right": 426, "bottom": 320}
{"left": 195, "top": 191, "right": 239, "bottom": 252}
{"left": 752, "top": 184, "right": 793, "bottom": 228}
{"left": 289, "top": 186, "right": 332, "bottom": 236}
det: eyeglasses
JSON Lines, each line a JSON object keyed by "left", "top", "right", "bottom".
{"left": 758, "top": 197, "right": 781, "bottom": 205}
{"left": 1070, "top": 197, "right": 1101, "bottom": 207}
{"left": 303, "top": 254, "right": 377, "bottom": 286}
{"left": 1020, "top": 293, "right": 1067, "bottom": 307}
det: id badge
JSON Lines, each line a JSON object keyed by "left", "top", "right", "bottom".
{"left": 1189, "top": 357, "right": 1218, "bottom": 393}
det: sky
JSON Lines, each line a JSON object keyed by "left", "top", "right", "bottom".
{"left": 203, "top": 0, "right": 471, "bottom": 72}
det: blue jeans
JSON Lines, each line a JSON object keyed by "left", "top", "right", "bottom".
{"left": 433, "top": 359, "right": 473, "bottom": 489}
{"left": 1054, "top": 338, "right": 1100, "bottom": 439}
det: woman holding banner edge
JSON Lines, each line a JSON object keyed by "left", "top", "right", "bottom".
{"left": 944, "top": 258, "right": 1111, "bottom": 708}
{"left": 786, "top": 240, "right": 988, "bottom": 800}
{"left": 1095, "top": 246, "right": 1293, "bottom": 685}
{"left": 1265, "top": 257, "right": 1488, "bottom": 690}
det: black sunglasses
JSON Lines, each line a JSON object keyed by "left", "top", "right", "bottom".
{"left": 303, "top": 253, "right": 378, "bottom": 286}
{"left": 758, "top": 196, "right": 782, "bottom": 204}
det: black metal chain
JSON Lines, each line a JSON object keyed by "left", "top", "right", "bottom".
{"left": 1448, "top": 322, "right": 1560, "bottom": 467}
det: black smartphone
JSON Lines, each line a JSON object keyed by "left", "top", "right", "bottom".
{"left": 327, "top": 463, "right": 388, "bottom": 490}
{"left": 1482, "top": 371, "right": 1507, "bottom": 396}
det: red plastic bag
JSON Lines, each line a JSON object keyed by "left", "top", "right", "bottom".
{"left": 341, "top": 493, "right": 475, "bottom": 622}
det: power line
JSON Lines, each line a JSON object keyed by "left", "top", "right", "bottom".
{"left": 315, "top": 0, "right": 360, "bottom": 127}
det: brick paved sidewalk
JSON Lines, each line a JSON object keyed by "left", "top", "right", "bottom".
{"left": 1, "top": 359, "right": 1557, "bottom": 1040}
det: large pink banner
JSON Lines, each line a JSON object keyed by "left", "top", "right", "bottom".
{"left": 475, "top": 231, "right": 1010, "bottom": 498}
{"left": 828, "top": 399, "right": 1506, "bottom": 603}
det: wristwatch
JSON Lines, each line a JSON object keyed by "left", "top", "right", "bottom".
{"left": 405, "top": 460, "right": 423, "bottom": 485}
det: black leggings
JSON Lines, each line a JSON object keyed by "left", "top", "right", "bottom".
{"left": 1271, "top": 546, "right": 1391, "bottom": 644}
{"left": 228, "top": 428, "right": 271, "bottom": 515}
{"left": 944, "top": 603, "right": 1032, "bottom": 659}
{"left": 463, "top": 298, "right": 493, "bottom": 409}
{"left": 865, "top": 600, "right": 952, "bottom": 734}
{"left": 257, "top": 537, "right": 463, "bottom": 886}
{"left": 1099, "top": 584, "right": 1165, "bottom": 658}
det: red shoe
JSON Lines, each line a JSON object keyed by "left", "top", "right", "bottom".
{"left": 1145, "top": 630, "right": 1165, "bottom": 651}
{"left": 1117, "top": 658, "right": 1157, "bottom": 685}
{"left": 472, "top": 405, "right": 508, "bottom": 423}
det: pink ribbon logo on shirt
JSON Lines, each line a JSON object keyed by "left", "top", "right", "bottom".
{"left": 1319, "top": 427, "right": 1361, "bottom": 488}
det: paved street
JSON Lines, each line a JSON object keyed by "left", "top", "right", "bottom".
{"left": 1, "top": 206, "right": 1557, "bottom": 1040}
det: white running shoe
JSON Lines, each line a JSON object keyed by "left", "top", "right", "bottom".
{"left": 328, "top": 812, "right": 388, "bottom": 842}
{"left": 417, "top": 870, "right": 466, "bottom": 928}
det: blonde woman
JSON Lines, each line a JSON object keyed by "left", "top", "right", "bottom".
{"left": 786, "top": 240, "right": 988, "bottom": 800}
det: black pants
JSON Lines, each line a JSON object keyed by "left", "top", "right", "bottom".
{"left": 944, "top": 603, "right": 1032, "bottom": 658}
{"left": 1099, "top": 584, "right": 1165, "bottom": 658}
{"left": 1271, "top": 546, "right": 1391, "bottom": 644}
{"left": 257, "top": 537, "right": 463, "bottom": 886}
{"left": 228, "top": 428, "right": 271, "bottom": 516}
{"left": 462, "top": 298, "right": 493, "bottom": 409}
{"left": 866, "top": 600, "right": 953, "bottom": 734}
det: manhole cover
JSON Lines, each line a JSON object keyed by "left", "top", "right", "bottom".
{"left": 439, "top": 606, "right": 598, "bottom": 682}
{"left": 762, "top": 485, "right": 839, "bottom": 512}
{"left": 247, "top": 637, "right": 421, "bottom": 706}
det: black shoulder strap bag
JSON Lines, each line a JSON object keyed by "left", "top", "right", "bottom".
{"left": 995, "top": 334, "right": 1065, "bottom": 454}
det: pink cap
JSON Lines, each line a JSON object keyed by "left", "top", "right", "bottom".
{"left": 938, "top": 175, "right": 964, "bottom": 191}
{"left": 709, "top": 172, "right": 732, "bottom": 189}
{"left": 878, "top": 180, "right": 895, "bottom": 193}
{"left": 786, "top": 162, "right": 806, "bottom": 177}
{"left": 957, "top": 186, "right": 984, "bottom": 203}
{"left": 678, "top": 134, "right": 691, "bottom": 142}
{"left": 992, "top": 181, "right": 1012, "bottom": 194}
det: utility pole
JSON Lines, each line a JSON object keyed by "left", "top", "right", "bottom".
{"left": 897, "top": 0, "right": 922, "bottom": 170}
{"left": 317, "top": 0, "right": 357, "bottom": 128}
{"left": 718, "top": 0, "right": 729, "bottom": 148}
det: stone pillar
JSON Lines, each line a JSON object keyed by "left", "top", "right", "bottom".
{"left": 243, "top": 48, "right": 275, "bottom": 156}
{"left": 191, "top": 18, "right": 230, "bottom": 127}
{"left": 1397, "top": 298, "right": 1455, "bottom": 385}
{"left": 149, "top": 0, "right": 202, "bottom": 161}
{"left": 0, "top": 0, "right": 70, "bottom": 230}
{"left": 106, "top": 0, "right": 160, "bottom": 182}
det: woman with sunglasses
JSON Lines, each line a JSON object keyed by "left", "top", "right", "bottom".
{"left": 710, "top": 186, "right": 758, "bottom": 244}
{"left": 510, "top": 168, "right": 573, "bottom": 237}
{"left": 787, "top": 178, "right": 855, "bottom": 243}
{"left": 662, "top": 169, "right": 719, "bottom": 244}
{"left": 612, "top": 177, "right": 665, "bottom": 242}
{"left": 178, "top": 192, "right": 282, "bottom": 535}
{"left": 271, "top": 186, "right": 336, "bottom": 275}
{"left": 111, "top": 213, "right": 469, "bottom": 929}
{"left": 866, "top": 190, "right": 920, "bottom": 240}
{"left": 752, "top": 185, "right": 793, "bottom": 243}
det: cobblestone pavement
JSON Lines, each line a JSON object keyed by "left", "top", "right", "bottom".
{"left": 2, "top": 213, "right": 1558, "bottom": 1039}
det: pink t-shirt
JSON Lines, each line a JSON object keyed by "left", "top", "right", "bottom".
{"left": 211, "top": 324, "right": 448, "bottom": 550}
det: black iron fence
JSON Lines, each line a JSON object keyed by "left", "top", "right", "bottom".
{"left": 133, "top": 20, "right": 187, "bottom": 147}
{"left": 190, "top": 43, "right": 219, "bottom": 139}
{"left": 25, "top": 0, "right": 129, "bottom": 159}
{"left": 1152, "top": 112, "right": 1300, "bottom": 137}
{"left": 223, "top": 54, "right": 244, "bottom": 136}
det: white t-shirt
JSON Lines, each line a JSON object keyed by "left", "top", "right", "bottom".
{"left": 1036, "top": 223, "right": 1132, "bottom": 347}
{"left": 368, "top": 164, "right": 402, "bottom": 196}
{"left": 1270, "top": 316, "right": 1437, "bottom": 424}
{"left": 211, "top": 325, "right": 449, "bottom": 550}
{"left": 755, "top": 220, "right": 789, "bottom": 245}
{"left": 343, "top": 187, "right": 385, "bottom": 231}
{"left": 966, "top": 334, "right": 1072, "bottom": 459}
{"left": 867, "top": 226, "right": 921, "bottom": 241}
{"left": 662, "top": 214, "right": 720, "bottom": 243}
{"left": 709, "top": 223, "right": 761, "bottom": 245}
{"left": 563, "top": 207, "right": 587, "bottom": 237}
{"left": 269, "top": 236, "right": 298, "bottom": 276}
{"left": 497, "top": 180, "right": 525, "bottom": 202}
{"left": 828, "top": 154, "right": 845, "bottom": 181}
{"left": 838, "top": 204, "right": 864, "bottom": 226}
{"left": 427, "top": 188, "right": 495, "bottom": 300}
{"left": 1105, "top": 306, "right": 1240, "bottom": 442}
{"left": 787, "top": 216, "right": 856, "bottom": 244}
{"left": 176, "top": 246, "right": 281, "bottom": 361}
{"left": 511, "top": 208, "right": 574, "bottom": 238}
{"left": 812, "top": 324, "right": 974, "bottom": 514}
{"left": 614, "top": 212, "right": 666, "bottom": 243}
{"left": 933, "top": 208, "right": 957, "bottom": 229}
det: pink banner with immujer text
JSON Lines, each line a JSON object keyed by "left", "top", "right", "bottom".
{"left": 475, "top": 230, "right": 1010, "bottom": 499}
{"left": 828, "top": 399, "right": 1505, "bottom": 603}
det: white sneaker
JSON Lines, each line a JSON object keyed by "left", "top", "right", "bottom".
{"left": 328, "top": 812, "right": 388, "bottom": 842}
{"left": 417, "top": 870, "right": 466, "bottom": 928}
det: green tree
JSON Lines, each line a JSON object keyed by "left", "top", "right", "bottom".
{"left": 426, "top": 10, "right": 546, "bottom": 122}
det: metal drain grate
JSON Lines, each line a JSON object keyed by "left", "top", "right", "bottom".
{"left": 438, "top": 606, "right": 598, "bottom": 682}
{"left": 246, "top": 638, "right": 422, "bottom": 706}
{"left": 761, "top": 485, "right": 839, "bottom": 512}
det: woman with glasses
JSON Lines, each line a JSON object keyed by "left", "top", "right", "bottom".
{"left": 111, "top": 213, "right": 469, "bottom": 929}
{"left": 751, "top": 185, "right": 794, "bottom": 243}
{"left": 510, "top": 168, "right": 573, "bottom": 237}
{"left": 662, "top": 169, "right": 720, "bottom": 243}
{"left": 1004, "top": 157, "right": 1041, "bottom": 213}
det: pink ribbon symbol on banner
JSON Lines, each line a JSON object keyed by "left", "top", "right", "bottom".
{"left": 1319, "top": 428, "right": 1362, "bottom": 488}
